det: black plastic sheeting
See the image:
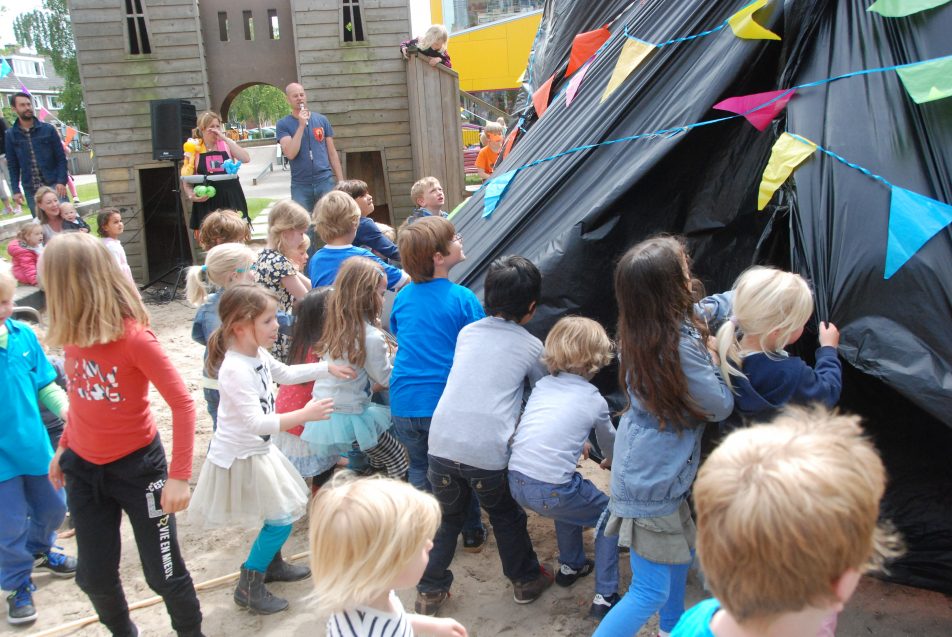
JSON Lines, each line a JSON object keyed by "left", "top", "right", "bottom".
{"left": 449, "top": 0, "right": 952, "bottom": 592}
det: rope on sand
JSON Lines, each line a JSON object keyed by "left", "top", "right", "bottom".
{"left": 32, "top": 551, "right": 311, "bottom": 637}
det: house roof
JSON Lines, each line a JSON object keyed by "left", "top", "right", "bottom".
{"left": 0, "top": 53, "right": 64, "bottom": 94}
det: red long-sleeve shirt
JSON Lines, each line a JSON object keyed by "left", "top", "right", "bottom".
{"left": 60, "top": 320, "right": 196, "bottom": 480}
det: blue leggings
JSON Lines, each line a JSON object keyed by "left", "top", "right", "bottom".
{"left": 593, "top": 550, "right": 691, "bottom": 636}
{"left": 244, "top": 523, "right": 292, "bottom": 572}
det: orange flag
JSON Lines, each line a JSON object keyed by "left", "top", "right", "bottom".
{"left": 64, "top": 126, "right": 77, "bottom": 144}
{"left": 566, "top": 27, "right": 611, "bottom": 77}
{"left": 533, "top": 75, "right": 555, "bottom": 118}
{"left": 502, "top": 127, "right": 518, "bottom": 160}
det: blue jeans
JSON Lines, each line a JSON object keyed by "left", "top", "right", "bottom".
{"left": 0, "top": 474, "right": 66, "bottom": 590}
{"left": 391, "top": 416, "right": 482, "bottom": 532}
{"left": 420, "top": 456, "right": 540, "bottom": 594}
{"left": 203, "top": 387, "right": 219, "bottom": 431}
{"left": 290, "top": 174, "right": 337, "bottom": 216}
{"left": 592, "top": 550, "right": 691, "bottom": 636}
{"left": 509, "top": 470, "right": 619, "bottom": 596}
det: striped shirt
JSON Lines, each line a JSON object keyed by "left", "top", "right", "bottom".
{"left": 326, "top": 592, "right": 413, "bottom": 637}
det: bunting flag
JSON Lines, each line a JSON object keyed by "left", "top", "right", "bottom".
{"left": 566, "top": 27, "right": 611, "bottom": 77}
{"left": 727, "top": 0, "right": 781, "bottom": 41}
{"left": 757, "top": 133, "right": 816, "bottom": 210}
{"left": 64, "top": 127, "right": 78, "bottom": 144}
{"left": 532, "top": 75, "right": 555, "bottom": 118}
{"left": 20, "top": 83, "right": 31, "bottom": 95}
{"left": 0, "top": 59, "right": 11, "bottom": 79}
{"left": 566, "top": 60, "right": 593, "bottom": 107}
{"left": 868, "top": 0, "right": 952, "bottom": 17}
{"left": 483, "top": 170, "right": 518, "bottom": 218}
{"left": 502, "top": 126, "right": 518, "bottom": 160}
{"left": 601, "top": 39, "right": 653, "bottom": 103}
{"left": 37, "top": 107, "right": 51, "bottom": 122}
{"left": 713, "top": 89, "right": 795, "bottom": 131}
{"left": 885, "top": 186, "right": 952, "bottom": 278}
{"left": 896, "top": 56, "right": 952, "bottom": 103}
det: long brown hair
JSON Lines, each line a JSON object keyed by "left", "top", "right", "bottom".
{"left": 319, "top": 257, "right": 385, "bottom": 367}
{"left": 205, "top": 284, "right": 278, "bottom": 378}
{"left": 614, "top": 235, "right": 708, "bottom": 430}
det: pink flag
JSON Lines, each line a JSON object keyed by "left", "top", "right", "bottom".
{"left": 566, "top": 61, "right": 592, "bottom": 107}
{"left": 38, "top": 107, "right": 51, "bottom": 122}
{"left": 714, "top": 89, "right": 795, "bottom": 131}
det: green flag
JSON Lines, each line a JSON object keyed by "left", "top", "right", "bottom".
{"left": 896, "top": 56, "right": 952, "bottom": 104}
{"left": 868, "top": 0, "right": 950, "bottom": 17}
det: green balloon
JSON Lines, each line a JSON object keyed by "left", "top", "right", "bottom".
{"left": 205, "top": 185, "right": 217, "bottom": 198}
{"left": 193, "top": 185, "right": 208, "bottom": 197}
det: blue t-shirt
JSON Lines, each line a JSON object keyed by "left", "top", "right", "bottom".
{"left": 0, "top": 319, "right": 58, "bottom": 480}
{"left": 276, "top": 112, "right": 335, "bottom": 185}
{"left": 389, "top": 279, "right": 485, "bottom": 417}
{"left": 671, "top": 598, "right": 720, "bottom": 637}
{"left": 308, "top": 245, "right": 405, "bottom": 290}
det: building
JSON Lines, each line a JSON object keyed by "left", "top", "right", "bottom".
{"left": 0, "top": 50, "right": 64, "bottom": 116}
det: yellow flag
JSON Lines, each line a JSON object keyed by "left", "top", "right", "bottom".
{"left": 728, "top": 0, "right": 781, "bottom": 41}
{"left": 758, "top": 133, "right": 816, "bottom": 210}
{"left": 601, "top": 39, "right": 654, "bottom": 103}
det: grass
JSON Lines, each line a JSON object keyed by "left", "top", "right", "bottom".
{"left": 465, "top": 173, "right": 483, "bottom": 186}
{"left": 75, "top": 181, "right": 100, "bottom": 202}
{"left": 247, "top": 197, "right": 274, "bottom": 221}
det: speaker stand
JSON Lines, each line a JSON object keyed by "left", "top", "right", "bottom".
{"left": 139, "top": 159, "right": 192, "bottom": 304}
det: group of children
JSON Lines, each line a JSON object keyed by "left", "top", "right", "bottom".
{"left": 0, "top": 171, "right": 899, "bottom": 637}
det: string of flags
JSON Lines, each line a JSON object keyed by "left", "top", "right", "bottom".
{"left": 2, "top": 72, "right": 87, "bottom": 145}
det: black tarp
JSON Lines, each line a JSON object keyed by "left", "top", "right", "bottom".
{"left": 449, "top": 0, "right": 952, "bottom": 592}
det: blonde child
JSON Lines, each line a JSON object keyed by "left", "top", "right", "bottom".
{"left": 715, "top": 266, "right": 842, "bottom": 422}
{"left": 475, "top": 121, "right": 505, "bottom": 181}
{"left": 185, "top": 243, "right": 258, "bottom": 430}
{"left": 337, "top": 179, "right": 400, "bottom": 262}
{"left": 508, "top": 316, "right": 620, "bottom": 619}
{"left": 197, "top": 208, "right": 251, "bottom": 251}
{"left": 405, "top": 177, "right": 448, "bottom": 226}
{"left": 97, "top": 208, "right": 135, "bottom": 284}
{"left": 7, "top": 221, "right": 44, "bottom": 285}
{"left": 301, "top": 258, "right": 409, "bottom": 479}
{"left": 290, "top": 233, "right": 310, "bottom": 272}
{"left": 43, "top": 233, "right": 203, "bottom": 637}
{"left": 59, "top": 202, "right": 90, "bottom": 233}
{"left": 671, "top": 407, "right": 901, "bottom": 637}
{"left": 187, "top": 284, "right": 347, "bottom": 614}
{"left": 309, "top": 475, "right": 467, "bottom": 637}
{"left": 400, "top": 24, "right": 451, "bottom": 68}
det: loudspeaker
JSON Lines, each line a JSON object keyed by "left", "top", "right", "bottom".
{"left": 150, "top": 99, "right": 197, "bottom": 161}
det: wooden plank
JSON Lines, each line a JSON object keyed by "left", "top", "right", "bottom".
{"left": 300, "top": 70, "right": 405, "bottom": 89}
{"left": 84, "top": 86, "right": 205, "bottom": 108}
{"left": 303, "top": 83, "right": 406, "bottom": 103}
{"left": 75, "top": 45, "right": 204, "bottom": 65}
{"left": 385, "top": 145, "right": 412, "bottom": 160}
{"left": 330, "top": 122, "right": 411, "bottom": 139}
{"left": 80, "top": 59, "right": 205, "bottom": 79}
{"left": 298, "top": 57, "right": 405, "bottom": 75}
{"left": 72, "top": 21, "right": 125, "bottom": 38}
{"left": 297, "top": 45, "right": 405, "bottom": 64}
{"left": 321, "top": 107, "right": 408, "bottom": 126}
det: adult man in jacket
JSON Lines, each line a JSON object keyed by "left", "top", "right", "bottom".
{"left": 5, "top": 92, "right": 67, "bottom": 217}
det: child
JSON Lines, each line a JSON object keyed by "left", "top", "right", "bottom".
{"left": 508, "top": 316, "right": 620, "bottom": 619}
{"left": 197, "top": 208, "right": 251, "bottom": 251}
{"left": 187, "top": 284, "right": 344, "bottom": 615}
{"left": 7, "top": 222, "right": 44, "bottom": 286}
{"left": 43, "top": 233, "right": 203, "bottom": 637}
{"left": 301, "top": 258, "right": 408, "bottom": 479}
{"left": 0, "top": 265, "right": 75, "bottom": 626}
{"left": 309, "top": 475, "right": 468, "bottom": 637}
{"left": 475, "top": 121, "right": 505, "bottom": 181}
{"left": 337, "top": 179, "right": 400, "bottom": 262}
{"left": 60, "top": 202, "right": 91, "bottom": 233}
{"left": 404, "top": 177, "right": 448, "bottom": 226}
{"left": 400, "top": 24, "right": 452, "bottom": 68}
{"left": 290, "top": 233, "right": 310, "bottom": 273}
{"left": 671, "top": 407, "right": 901, "bottom": 637}
{"left": 418, "top": 255, "right": 551, "bottom": 614}
{"left": 307, "top": 190, "right": 408, "bottom": 289}
{"left": 715, "top": 266, "right": 842, "bottom": 422}
{"left": 593, "top": 236, "right": 734, "bottom": 637}
{"left": 97, "top": 208, "right": 135, "bottom": 284}
{"left": 185, "top": 242, "right": 259, "bottom": 429}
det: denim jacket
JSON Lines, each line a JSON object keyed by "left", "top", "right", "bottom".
{"left": 609, "top": 294, "right": 735, "bottom": 519}
{"left": 4, "top": 120, "right": 68, "bottom": 193}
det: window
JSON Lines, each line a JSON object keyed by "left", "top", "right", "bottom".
{"left": 124, "top": 0, "right": 152, "bottom": 55}
{"left": 243, "top": 10, "right": 255, "bottom": 40}
{"left": 218, "top": 11, "right": 229, "bottom": 42}
{"left": 342, "top": 0, "right": 365, "bottom": 43}
{"left": 13, "top": 59, "right": 45, "bottom": 77}
{"left": 47, "top": 95, "right": 63, "bottom": 110}
{"left": 268, "top": 9, "right": 280, "bottom": 40}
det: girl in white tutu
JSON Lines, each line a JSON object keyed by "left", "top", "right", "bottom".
{"left": 187, "top": 284, "right": 351, "bottom": 615}
{"left": 301, "top": 257, "right": 409, "bottom": 479}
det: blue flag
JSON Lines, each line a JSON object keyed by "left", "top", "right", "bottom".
{"left": 0, "top": 59, "right": 11, "bottom": 79}
{"left": 483, "top": 170, "right": 518, "bottom": 218}
{"left": 885, "top": 186, "right": 952, "bottom": 279}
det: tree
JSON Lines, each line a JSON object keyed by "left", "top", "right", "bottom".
{"left": 229, "top": 84, "right": 289, "bottom": 129}
{"left": 13, "top": 0, "right": 86, "bottom": 130}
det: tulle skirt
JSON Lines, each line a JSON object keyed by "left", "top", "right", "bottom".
{"left": 271, "top": 431, "right": 340, "bottom": 478}
{"left": 300, "top": 403, "right": 392, "bottom": 455}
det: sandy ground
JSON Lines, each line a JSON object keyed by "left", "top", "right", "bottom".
{"left": 21, "top": 297, "right": 952, "bottom": 637}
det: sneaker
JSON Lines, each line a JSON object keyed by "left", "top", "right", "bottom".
{"left": 555, "top": 559, "right": 594, "bottom": 587}
{"left": 6, "top": 582, "right": 37, "bottom": 625}
{"left": 461, "top": 527, "right": 486, "bottom": 553}
{"left": 73, "top": 197, "right": 80, "bottom": 204}
{"left": 588, "top": 592, "right": 621, "bottom": 620}
{"left": 33, "top": 549, "right": 78, "bottom": 577}
{"left": 414, "top": 590, "right": 449, "bottom": 616}
{"left": 512, "top": 564, "right": 554, "bottom": 604}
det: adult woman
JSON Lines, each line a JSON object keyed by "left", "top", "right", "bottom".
{"left": 180, "top": 111, "right": 251, "bottom": 237}
{"left": 35, "top": 186, "right": 65, "bottom": 244}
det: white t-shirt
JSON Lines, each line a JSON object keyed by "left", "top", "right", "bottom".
{"left": 327, "top": 591, "right": 413, "bottom": 637}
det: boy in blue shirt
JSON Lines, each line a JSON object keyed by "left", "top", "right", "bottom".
{"left": 0, "top": 268, "right": 77, "bottom": 625}
{"left": 336, "top": 180, "right": 400, "bottom": 262}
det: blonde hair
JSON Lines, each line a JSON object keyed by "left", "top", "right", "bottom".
{"left": 715, "top": 266, "right": 814, "bottom": 389}
{"left": 0, "top": 263, "right": 15, "bottom": 298}
{"left": 267, "top": 199, "right": 310, "bottom": 253}
{"left": 694, "top": 406, "right": 902, "bottom": 625}
{"left": 308, "top": 474, "right": 441, "bottom": 615}
{"left": 34, "top": 186, "right": 59, "bottom": 225}
{"left": 205, "top": 285, "right": 278, "bottom": 378}
{"left": 17, "top": 220, "right": 43, "bottom": 243}
{"left": 198, "top": 209, "right": 251, "bottom": 250}
{"left": 194, "top": 110, "right": 222, "bottom": 137}
{"left": 397, "top": 216, "right": 454, "bottom": 282}
{"left": 314, "top": 191, "right": 360, "bottom": 243}
{"left": 42, "top": 233, "right": 149, "bottom": 348}
{"left": 544, "top": 317, "right": 613, "bottom": 377}
{"left": 419, "top": 24, "right": 449, "bottom": 52}
{"left": 297, "top": 233, "right": 311, "bottom": 253}
{"left": 320, "top": 257, "right": 386, "bottom": 367}
{"left": 480, "top": 121, "right": 505, "bottom": 146}
{"left": 185, "top": 243, "right": 257, "bottom": 305}
{"left": 376, "top": 222, "right": 395, "bottom": 243}
{"left": 410, "top": 176, "right": 441, "bottom": 207}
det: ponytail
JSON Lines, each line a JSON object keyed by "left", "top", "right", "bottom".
{"left": 185, "top": 265, "right": 210, "bottom": 306}
{"left": 715, "top": 320, "right": 745, "bottom": 390}
{"left": 204, "top": 327, "right": 228, "bottom": 379}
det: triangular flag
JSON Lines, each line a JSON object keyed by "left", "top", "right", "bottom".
{"left": 566, "top": 61, "right": 592, "bottom": 107}
{"left": 757, "top": 133, "right": 816, "bottom": 210}
{"left": 532, "top": 75, "right": 555, "bottom": 118}
{"left": 65, "top": 126, "right": 77, "bottom": 144}
{"left": 502, "top": 126, "right": 518, "bottom": 160}
{"left": 483, "top": 170, "right": 517, "bottom": 218}
{"left": 884, "top": 186, "right": 952, "bottom": 278}
{"left": 38, "top": 107, "right": 51, "bottom": 122}
{"left": 20, "top": 83, "right": 31, "bottom": 95}
{"left": 727, "top": 0, "right": 781, "bottom": 41}
{"left": 714, "top": 89, "right": 795, "bottom": 131}
{"left": 566, "top": 27, "right": 610, "bottom": 77}
{"left": 0, "top": 59, "right": 11, "bottom": 79}
{"left": 601, "top": 39, "right": 654, "bottom": 103}
{"left": 868, "top": 0, "right": 951, "bottom": 17}
{"left": 896, "top": 56, "right": 952, "bottom": 104}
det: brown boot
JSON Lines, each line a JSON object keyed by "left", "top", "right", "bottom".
{"left": 234, "top": 566, "right": 289, "bottom": 614}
